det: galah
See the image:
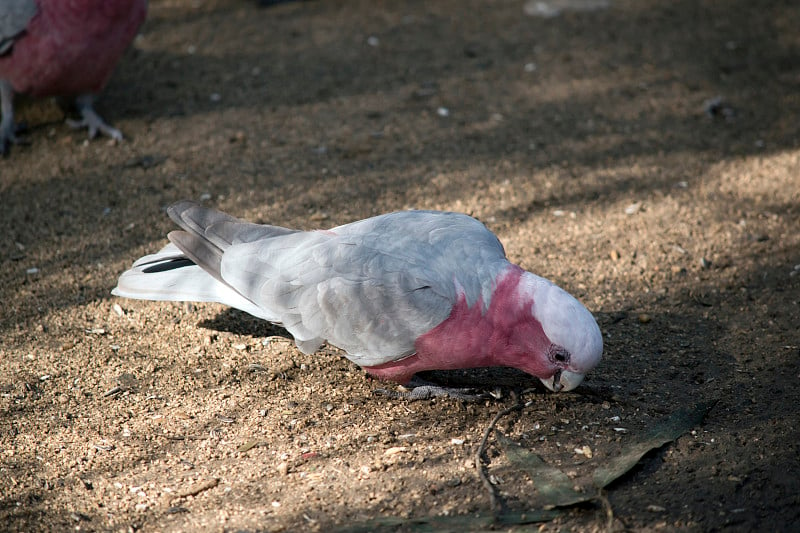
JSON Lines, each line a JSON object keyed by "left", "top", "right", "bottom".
{"left": 0, "top": 0, "right": 148, "bottom": 153}
{"left": 113, "top": 202, "right": 603, "bottom": 393}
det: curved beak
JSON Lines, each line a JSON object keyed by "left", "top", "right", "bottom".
{"left": 539, "top": 370, "right": 585, "bottom": 392}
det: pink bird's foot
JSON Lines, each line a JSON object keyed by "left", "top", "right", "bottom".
{"left": 373, "top": 377, "right": 488, "bottom": 401}
{"left": 66, "top": 94, "right": 123, "bottom": 141}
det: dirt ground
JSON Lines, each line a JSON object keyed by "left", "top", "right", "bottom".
{"left": 2, "top": 0, "right": 799, "bottom": 531}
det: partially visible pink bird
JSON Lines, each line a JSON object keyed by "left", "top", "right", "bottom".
{"left": 0, "top": 0, "right": 148, "bottom": 153}
{"left": 113, "top": 202, "right": 603, "bottom": 396}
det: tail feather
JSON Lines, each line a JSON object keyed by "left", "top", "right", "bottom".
{"left": 112, "top": 242, "right": 274, "bottom": 321}
{"left": 113, "top": 201, "right": 301, "bottom": 324}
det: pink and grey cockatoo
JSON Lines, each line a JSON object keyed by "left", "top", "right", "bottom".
{"left": 0, "top": 0, "right": 148, "bottom": 153}
{"left": 113, "top": 202, "right": 603, "bottom": 394}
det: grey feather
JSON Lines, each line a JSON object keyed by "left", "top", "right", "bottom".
{"left": 115, "top": 202, "right": 511, "bottom": 366}
{"left": 0, "top": 0, "right": 36, "bottom": 56}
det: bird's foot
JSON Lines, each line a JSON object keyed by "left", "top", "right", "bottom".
{"left": 374, "top": 377, "right": 489, "bottom": 401}
{"left": 66, "top": 95, "right": 123, "bottom": 141}
{"left": 0, "top": 120, "right": 27, "bottom": 156}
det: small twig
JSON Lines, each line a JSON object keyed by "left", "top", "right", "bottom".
{"left": 170, "top": 478, "right": 219, "bottom": 502}
{"left": 474, "top": 398, "right": 525, "bottom": 516}
{"left": 595, "top": 489, "right": 616, "bottom": 531}
{"left": 161, "top": 434, "right": 205, "bottom": 441}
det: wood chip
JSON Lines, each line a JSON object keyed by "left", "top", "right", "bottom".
{"left": 383, "top": 446, "right": 408, "bottom": 456}
{"left": 170, "top": 478, "right": 219, "bottom": 501}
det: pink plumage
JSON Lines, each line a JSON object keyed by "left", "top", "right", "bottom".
{"left": 0, "top": 0, "right": 148, "bottom": 153}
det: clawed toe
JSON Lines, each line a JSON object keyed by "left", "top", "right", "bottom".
{"left": 374, "top": 377, "right": 490, "bottom": 401}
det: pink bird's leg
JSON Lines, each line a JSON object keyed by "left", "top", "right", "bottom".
{"left": 373, "top": 376, "right": 488, "bottom": 401}
{"left": 66, "top": 94, "right": 123, "bottom": 141}
{"left": 0, "top": 81, "right": 21, "bottom": 154}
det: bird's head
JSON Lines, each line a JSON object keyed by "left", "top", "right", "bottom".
{"left": 517, "top": 273, "right": 603, "bottom": 391}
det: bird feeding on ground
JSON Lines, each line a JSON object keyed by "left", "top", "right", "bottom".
{"left": 113, "top": 201, "right": 603, "bottom": 393}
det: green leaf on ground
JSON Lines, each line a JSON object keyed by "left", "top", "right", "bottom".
{"left": 592, "top": 400, "right": 717, "bottom": 488}
{"left": 496, "top": 431, "right": 592, "bottom": 508}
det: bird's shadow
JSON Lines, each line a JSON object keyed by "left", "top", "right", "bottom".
{"left": 197, "top": 308, "right": 289, "bottom": 338}
{"left": 198, "top": 310, "right": 611, "bottom": 396}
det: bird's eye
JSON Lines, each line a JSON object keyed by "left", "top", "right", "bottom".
{"left": 551, "top": 346, "right": 570, "bottom": 364}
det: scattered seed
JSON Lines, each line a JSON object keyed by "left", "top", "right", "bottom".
{"left": 112, "top": 303, "right": 125, "bottom": 317}
{"left": 638, "top": 313, "right": 652, "bottom": 324}
{"left": 451, "top": 438, "right": 465, "bottom": 445}
{"left": 647, "top": 504, "right": 666, "bottom": 512}
{"left": 216, "top": 415, "right": 235, "bottom": 423}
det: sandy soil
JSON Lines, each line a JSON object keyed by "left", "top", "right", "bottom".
{"left": 2, "top": 0, "right": 799, "bottom": 531}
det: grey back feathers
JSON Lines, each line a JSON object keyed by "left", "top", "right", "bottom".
{"left": 0, "top": 0, "right": 36, "bottom": 56}
{"left": 115, "top": 202, "right": 512, "bottom": 367}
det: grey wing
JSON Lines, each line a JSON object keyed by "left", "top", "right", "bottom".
{"left": 0, "top": 0, "right": 36, "bottom": 56}
{"left": 218, "top": 211, "right": 509, "bottom": 366}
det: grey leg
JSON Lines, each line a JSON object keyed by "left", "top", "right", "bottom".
{"left": 66, "top": 93, "right": 123, "bottom": 141}
{"left": 1, "top": 80, "right": 18, "bottom": 154}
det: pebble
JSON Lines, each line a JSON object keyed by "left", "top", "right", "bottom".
{"left": 112, "top": 303, "right": 125, "bottom": 317}
{"left": 384, "top": 446, "right": 408, "bottom": 456}
{"left": 638, "top": 313, "right": 652, "bottom": 324}
{"left": 624, "top": 202, "right": 642, "bottom": 215}
{"left": 647, "top": 504, "right": 666, "bottom": 512}
{"left": 574, "top": 445, "right": 593, "bottom": 458}
{"left": 436, "top": 107, "right": 450, "bottom": 117}
{"left": 276, "top": 462, "right": 289, "bottom": 476}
